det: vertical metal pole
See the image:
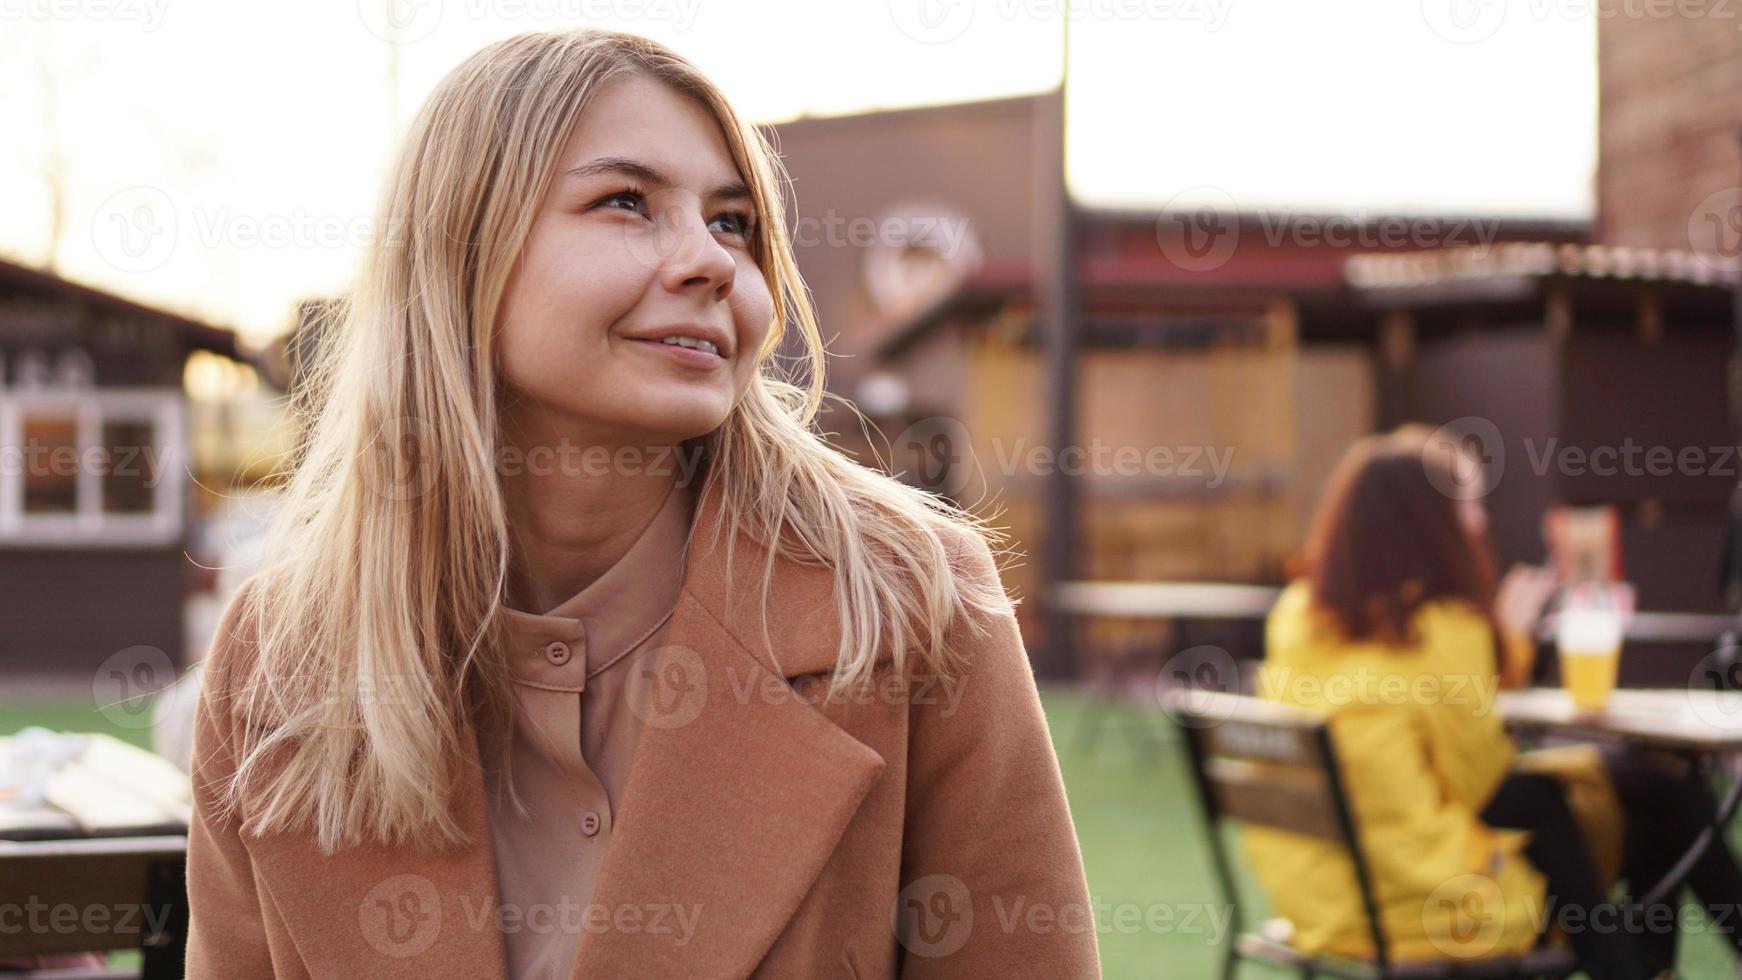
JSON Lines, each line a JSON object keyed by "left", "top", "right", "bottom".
{"left": 1723, "top": 127, "right": 1742, "bottom": 612}
{"left": 1732, "top": 126, "right": 1742, "bottom": 440}
{"left": 1039, "top": 6, "right": 1080, "bottom": 681}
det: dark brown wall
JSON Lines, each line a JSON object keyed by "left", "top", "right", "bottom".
{"left": 0, "top": 550, "right": 187, "bottom": 678}
{"left": 1397, "top": 327, "right": 1562, "bottom": 573}
{"left": 1397, "top": 328, "right": 1730, "bottom": 614}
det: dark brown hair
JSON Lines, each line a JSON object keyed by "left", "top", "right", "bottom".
{"left": 1299, "top": 425, "right": 1497, "bottom": 645}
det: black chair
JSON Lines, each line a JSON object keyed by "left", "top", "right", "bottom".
{"left": 1168, "top": 690, "right": 1577, "bottom": 980}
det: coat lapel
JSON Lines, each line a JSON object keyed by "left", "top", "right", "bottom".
{"left": 566, "top": 479, "right": 888, "bottom": 977}
{"left": 242, "top": 727, "right": 512, "bottom": 978}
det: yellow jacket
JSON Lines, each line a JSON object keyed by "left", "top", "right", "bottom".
{"left": 1240, "top": 580, "right": 1619, "bottom": 963}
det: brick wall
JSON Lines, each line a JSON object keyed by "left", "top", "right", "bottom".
{"left": 1598, "top": 7, "right": 1742, "bottom": 252}
{"left": 1595, "top": 8, "right": 1742, "bottom": 248}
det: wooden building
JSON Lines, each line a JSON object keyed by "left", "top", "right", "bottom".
{"left": 1346, "top": 241, "right": 1736, "bottom": 614}
{"left": 0, "top": 258, "right": 247, "bottom": 678}
{"left": 768, "top": 97, "right": 1586, "bottom": 665}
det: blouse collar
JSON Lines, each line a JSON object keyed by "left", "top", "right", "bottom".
{"left": 499, "top": 477, "right": 697, "bottom": 691}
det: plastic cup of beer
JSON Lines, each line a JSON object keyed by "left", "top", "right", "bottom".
{"left": 1557, "top": 606, "right": 1622, "bottom": 712}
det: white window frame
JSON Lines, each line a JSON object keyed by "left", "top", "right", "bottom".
{"left": 0, "top": 387, "right": 185, "bottom": 548}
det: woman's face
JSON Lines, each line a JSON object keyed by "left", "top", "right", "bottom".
{"left": 494, "top": 74, "right": 774, "bottom": 449}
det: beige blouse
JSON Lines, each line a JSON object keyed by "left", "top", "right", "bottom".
{"left": 478, "top": 477, "right": 696, "bottom": 980}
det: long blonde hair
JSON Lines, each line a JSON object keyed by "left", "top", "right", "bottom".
{"left": 216, "top": 28, "right": 1014, "bottom": 855}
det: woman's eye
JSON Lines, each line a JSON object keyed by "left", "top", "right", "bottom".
{"left": 710, "top": 211, "right": 754, "bottom": 238}
{"left": 597, "top": 190, "right": 645, "bottom": 214}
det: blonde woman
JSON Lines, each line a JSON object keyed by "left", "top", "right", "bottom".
{"left": 184, "top": 29, "right": 1098, "bottom": 979}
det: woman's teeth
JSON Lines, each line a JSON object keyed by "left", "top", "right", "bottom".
{"left": 661, "top": 336, "right": 720, "bottom": 357}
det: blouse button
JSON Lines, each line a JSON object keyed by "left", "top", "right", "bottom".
{"left": 544, "top": 640, "right": 572, "bottom": 665}
{"left": 580, "top": 810, "right": 602, "bottom": 836}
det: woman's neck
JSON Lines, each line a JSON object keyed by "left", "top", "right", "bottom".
{"left": 497, "top": 409, "right": 682, "bottom": 613}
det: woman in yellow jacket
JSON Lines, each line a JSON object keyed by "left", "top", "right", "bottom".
{"left": 1241, "top": 426, "right": 1742, "bottom": 979}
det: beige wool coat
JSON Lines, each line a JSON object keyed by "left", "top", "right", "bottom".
{"left": 184, "top": 481, "right": 1102, "bottom": 979}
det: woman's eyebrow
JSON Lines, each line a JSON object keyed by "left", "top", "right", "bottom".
{"left": 563, "top": 156, "right": 752, "bottom": 204}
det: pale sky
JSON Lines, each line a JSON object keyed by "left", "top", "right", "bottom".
{"left": 0, "top": 0, "right": 1597, "bottom": 346}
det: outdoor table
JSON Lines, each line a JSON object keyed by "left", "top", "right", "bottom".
{"left": 0, "top": 733, "right": 191, "bottom": 978}
{"left": 1052, "top": 581, "right": 1283, "bottom": 759}
{"left": 1051, "top": 580, "right": 1283, "bottom": 620}
{"left": 1497, "top": 688, "right": 1742, "bottom": 912}
{"left": 0, "top": 732, "right": 190, "bottom": 841}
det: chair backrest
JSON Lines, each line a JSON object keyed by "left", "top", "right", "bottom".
{"left": 1169, "top": 690, "right": 1348, "bottom": 838}
{"left": 0, "top": 834, "right": 187, "bottom": 976}
{"left": 1167, "top": 689, "right": 1393, "bottom": 966}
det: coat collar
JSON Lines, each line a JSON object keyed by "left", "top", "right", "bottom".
{"left": 243, "top": 474, "right": 888, "bottom": 978}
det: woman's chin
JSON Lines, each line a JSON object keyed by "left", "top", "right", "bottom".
{"left": 623, "top": 399, "right": 731, "bottom": 446}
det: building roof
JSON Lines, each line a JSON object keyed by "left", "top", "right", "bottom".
{"left": 768, "top": 91, "right": 1047, "bottom": 134}
{"left": 1346, "top": 241, "right": 1741, "bottom": 291}
{"left": 0, "top": 256, "right": 243, "bottom": 359}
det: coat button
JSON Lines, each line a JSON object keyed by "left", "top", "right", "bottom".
{"left": 544, "top": 640, "right": 572, "bottom": 665}
{"left": 580, "top": 810, "right": 602, "bottom": 836}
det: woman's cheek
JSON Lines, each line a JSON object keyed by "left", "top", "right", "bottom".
{"left": 733, "top": 271, "right": 775, "bottom": 353}
{"left": 541, "top": 220, "right": 646, "bottom": 301}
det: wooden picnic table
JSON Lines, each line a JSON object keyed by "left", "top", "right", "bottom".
{"left": 0, "top": 732, "right": 191, "bottom": 978}
{"left": 1, "top": 732, "right": 190, "bottom": 841}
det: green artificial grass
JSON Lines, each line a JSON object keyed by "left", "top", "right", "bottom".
{"left": 3, "top": 691, "right": 1737, "bottom": 978}
{"left": 1039, "top": 687, "right": 1741, "bottom": 979}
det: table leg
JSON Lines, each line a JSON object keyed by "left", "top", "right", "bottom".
{"left": 1622, "top": 750, "right": 1742, "bottom": 912}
